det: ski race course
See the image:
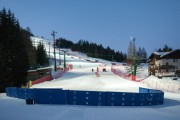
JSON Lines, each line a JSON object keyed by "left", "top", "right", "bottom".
{"left": 1, "top": 50, "right": 180, "bottom": 120}
{"left": 1, "top": 38, "right": 180, "bottom": 120}
{"left": 32, "top": 62, "right": 144, "bottom": 92}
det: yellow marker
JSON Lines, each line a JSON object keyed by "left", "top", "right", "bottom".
{"left": 29, "top": 81, "right": 32, "bottom": 87}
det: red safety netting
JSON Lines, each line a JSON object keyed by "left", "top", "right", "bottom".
{"left": 32, "top": 64, "right": 73, "bottom": 85}
{"left": 32, "top": 75, "right": 52, "bottom": 85}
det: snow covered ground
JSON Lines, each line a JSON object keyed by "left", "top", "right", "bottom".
{"left": 0, "top": 37, "right": 180, "bottom": 120}
{"left": 1, "top": 56, "right": 180, "bottom": 120}
{"left": 31, "top": 61, "right": 145, "bottom": 93}
{"left": 0, "top": 92, "right": 180, "bottom": 120}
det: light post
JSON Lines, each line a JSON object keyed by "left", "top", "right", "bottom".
{"left": 64, "top": 50, "right": 66, "bottom": 71}
{"left": 131, "top": 37, "right": 137, "bottom": 81}
{"left": 48, "top": 42, "right": 51, "bottom": 59}
{"left": 62, "top": 50, "right": 66, "bottom": 71}
{"left": 58, "top": 42, "right": 61, "bottom": 65}
{"left": 59, "top": 48, "right": 61, "bottom": 65}
{"left": 51, "top": 31, "right": 57, "bottom": 71}
{"left": 131, "top": 37, "right": 136, "bottom": 59}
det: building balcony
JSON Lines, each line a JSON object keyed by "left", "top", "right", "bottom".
{"left": 155, "top": 65, "right": 175, "bottom": 70}
{"left": 148, "top": 61, "right": 155, "bottom": 65}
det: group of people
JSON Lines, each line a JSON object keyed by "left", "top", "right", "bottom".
{"left": 92, "top": 67, "right": 106, "bottom": 72}
{"left": 92, "top": 67, "right": 99, "bottom": 72}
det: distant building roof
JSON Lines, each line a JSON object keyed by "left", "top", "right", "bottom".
{"left": 153, "top": 52, "right": 170, "bottom": 57}
{"left": 148, "top": 49, "right": 180, "bottom": 60}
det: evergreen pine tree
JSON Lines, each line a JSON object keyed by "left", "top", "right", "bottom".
{"left": 36, "top": 41, "right": 49, "bottom": 67}
{"left": 0, "top": 8, "right": 29, "bottom": 92}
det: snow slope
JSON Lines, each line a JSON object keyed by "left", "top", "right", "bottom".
{"left": 1, "top": 38, "right": 180, "bottom": 120}
{"left": 31, "top": 61, "right": 145, "bottom": 92}
{"left": 0, "top": 92, "right": 180, "bottom": 120}
{"left": 1, "top": 59, "right": 180, "bottom": 120}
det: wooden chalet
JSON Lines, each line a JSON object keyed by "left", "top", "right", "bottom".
{"left": 148, "top": 49, "right": 180, "bottom": 77}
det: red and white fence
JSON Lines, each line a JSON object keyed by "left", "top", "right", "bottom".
{"left": 32, "top": 75, "right": 52, "bottom": 85}
{"left": 111, "top": 66, "right": 132, "bottom": 80}
{"left": 111, "top": 65, "right": 180, "bottom": 94}
{"left": 31, "top": 64, "right": 73, "bottom": 86}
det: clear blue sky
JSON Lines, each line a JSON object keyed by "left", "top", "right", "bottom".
{"left": 1, "top": 0, "right": 180, "bottom": 56}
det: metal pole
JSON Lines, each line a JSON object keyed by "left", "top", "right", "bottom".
{"left": 59, "top": 48, "right": 61, "bottom": 65}
{"left": 48, "top": 42, "right": 51, "bottom": 59}
{"left": 132, "top": 37, "right": 136, "bottom": 59}
{"left": 51, "top": 31, "right": 57, "bottom": 71}
{"left": 64, "top": 51, "right": 66, "bottom": 71}
{"left": 58, "top": 41, "right": 61, "bottom": 65}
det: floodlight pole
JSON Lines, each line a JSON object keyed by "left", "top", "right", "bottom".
{"left": 132, "top": 37, "right": 136, "bottom": 59}
{"left": 48, "top": 42, "right": 51, "bottom": 59}
{"left": 63, "top": 50, "right": 66, "bottom": 71}
{"left": 51, "top": 31, "right": 57, "bottom": 71}
{"left": 59, "top": 48, "right": 61, "bottom": 65}
{"left": 131, "top": 37, "right": 137, "bottom": 81}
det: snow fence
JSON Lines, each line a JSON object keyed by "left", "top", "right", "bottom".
{"left": 31, "top": 64, "right": 73, "bottom": 86}
{"left": 111, "top": 66, "right": 147, "bottom": 81}
{"left": 6, "top": 87, "right": 164, "bottom": 106}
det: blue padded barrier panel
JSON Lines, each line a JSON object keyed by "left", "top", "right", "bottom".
{"left": 149, "top": 93, "right": 164, "bottom": 105}
{"left": 17, "top": 88, "right": 26, "bottom": 99}
{"left": 144, "top": 93, "right": 154, "bottom": 106}
{"left": 5, "top": 87, "right": 11, "bottom": 97}
{"left": 139, "top": 88, "right": 164, "bottom": 105}
{"left": 107, "top": 92, "right": 164, "bottom": 106}
{"left": 11, "top": 87, "right": 18, "bottom": 98}
{"left": 143, "top": 93, "right": 163, "bottom": 106}
{"left": 148, "top": 89, "right": 163, "bottom": 93}
{"left": 139, "top": 87, "right": 149, "bottom": 93}
{"left": 17, "top": 88, "right": 35, "bottom": 100}
{"left": 34, "top": 89, "right": 67, "bottom": 104}
{"left": 68, "top": 90, "right": 84, "bottom": 105}
{"left": 68, "top": 90, "right": 106, "bottom": 106}
{"left": 34, "top": 89, "right": 50, "bottom": 104}
{"left": 159, "top": 93, "right": 164, "bottom": 104}
{"left": 25, "top": 89, "right": 35, "bottom": 100}
{"left": 107, "top": 92, "right": 143, "bottom": 106}
{"left": 6, "top": 87, "right": 18, "bottom": 98}
{"left": 5, "top": 87, "right": 164, "bottom": 106}
{"left": 49, "top": 89, "right": 68, "bottom": 104}
{"left": 139, "top": 87, "right": 163, "bottom": 93}
{"left": 107, "top": 92, "right": 123, "bottom": 106}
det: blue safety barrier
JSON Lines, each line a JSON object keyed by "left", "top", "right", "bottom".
{"left": 17, "top": 88, "right": 35, "bottom": 100}
{"left": 139, "top": 87, "right": 149, "bottom": 93}
{"left": 5, "top": 87, "right": 164, "bottom": 106}
{"left": 68, "top": 90, "right": 106, "bottom": 106}
{"left": 139, "top": 87, "right": 163, "bottom": 93}
{"left": 6, "top": 87, "right": 35, "bottom": 100}
{"left": 34, "top": 89, "right": 68, "bottom": 104}
{"left": 107, "top": 92, "right": 143, "bottom": 106}
{"left": 6, "top": 87, "right": 18, "bottom": 98}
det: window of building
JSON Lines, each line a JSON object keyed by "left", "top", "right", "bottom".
{"left": 173, "top": 59, "right": 178, "bottom": 63}
{"left": 175, "top": 66, "right": 178, "bottom": 70}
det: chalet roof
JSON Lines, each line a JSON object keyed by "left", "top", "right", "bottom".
{"left": 153, "top": 52, "right": 170, "bottom": 57}
{"left": 148, "top": 49, "right": 180, "bottom": 60}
